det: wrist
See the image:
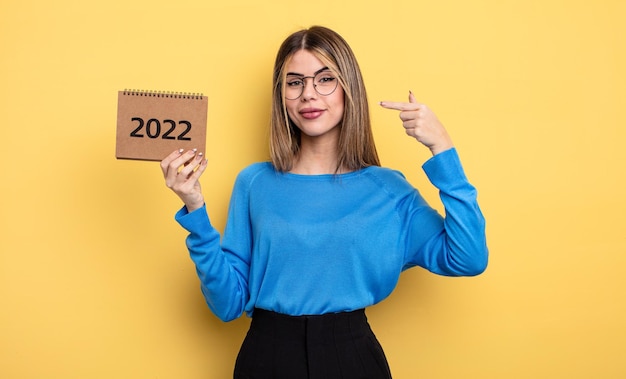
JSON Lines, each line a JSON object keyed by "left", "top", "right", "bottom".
{"left": 185, "top": 202, "right": 204, "bottom": 213}
{"left": 429, "top": 141, "right": 454, "bottom": 156}
{"left": 184, "top": 195, "right": 205, "bottom": 213}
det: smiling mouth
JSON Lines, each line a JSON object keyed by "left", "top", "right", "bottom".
{"left": 300, "top": 108, "right": 324, "bottom": 120}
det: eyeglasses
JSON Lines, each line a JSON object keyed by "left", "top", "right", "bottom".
{"left": 284, "top": 69, "right": 339, "bottom": 100}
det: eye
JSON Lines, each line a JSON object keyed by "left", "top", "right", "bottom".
{"left": 286, "top": 78, "right": 303, "bottom": 87}
{"left": 316, "top": 73, "right": 336, "bottom": 84}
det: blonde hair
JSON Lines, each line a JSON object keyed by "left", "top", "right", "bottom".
{"left": 269, "top": 26, "right": 380, "bottom": 172}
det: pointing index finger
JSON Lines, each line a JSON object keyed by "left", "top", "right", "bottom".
{"left": 379, "top": 100, "right": 420, "bottom": 111}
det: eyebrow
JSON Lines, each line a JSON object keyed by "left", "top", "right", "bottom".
{"left": 286, "top": 67, "right": 330, "bottom": 77}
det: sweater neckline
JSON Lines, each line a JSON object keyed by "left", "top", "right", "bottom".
{"left": 278, "top": 165, "right": 373, "bottom": 181}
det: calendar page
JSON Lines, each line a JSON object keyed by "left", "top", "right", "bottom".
{"left": 116, "top": 90, "right": 208, "bottom": 161}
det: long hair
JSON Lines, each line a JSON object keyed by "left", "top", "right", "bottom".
{"left": 269, "top": 26, "right": 380, "bottom": 172}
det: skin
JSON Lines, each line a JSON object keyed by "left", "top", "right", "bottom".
{"left": 161, "top": 52, "right": 454, "bottom": 212}
{"left": 160, "top": 148, "right": 207, "bottom": 212}
{"left": 284, "top": 50, "right": 346, "bottom": 175}
{"left": 379, "top": 91, "right": 454, "bottom": 156}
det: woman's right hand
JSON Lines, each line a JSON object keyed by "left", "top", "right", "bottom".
{"left": 160, "top": 149, "right": 208, "bottom": 212}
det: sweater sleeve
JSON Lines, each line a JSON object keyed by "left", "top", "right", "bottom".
{"left": 404, "top": 148, "right": 488, "bottom": 276}
{"left": 175, "top": 171, "right": 254, "bottom": 322}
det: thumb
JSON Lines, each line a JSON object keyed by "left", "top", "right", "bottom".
{"left": 408, "top": 90, "right": 417, "bottom": 103}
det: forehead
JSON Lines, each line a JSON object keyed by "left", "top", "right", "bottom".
{"left": 285, "top": 50, "right": 328, "bottom": 75}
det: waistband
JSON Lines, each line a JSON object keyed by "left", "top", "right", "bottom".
{"left": 253, "top": 308, "right": 366, "bottom": 321}
{"left": 250, "top": 308, "right": 370, "bottom": 341}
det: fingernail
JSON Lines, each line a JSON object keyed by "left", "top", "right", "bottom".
{"left": 178, "top": 149, "right": 184, "bottom": 154}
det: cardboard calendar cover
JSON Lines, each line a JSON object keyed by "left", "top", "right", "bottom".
{"left": 116, "top": 90, "right": 208, "bottom": 161}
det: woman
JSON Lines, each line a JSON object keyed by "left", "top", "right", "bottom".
{"left": 160, "top": 26, "right": 488, "bottom": 379}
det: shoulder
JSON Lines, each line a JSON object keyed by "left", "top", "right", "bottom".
{"left": 360, "top": 166, "right": 416, "bottom": 198}
{"left": 235, "top": 162, "right": 275, "bottom": 183}
{"left": 238, "top": 161, "right": 273, "bottom": 174}
{"left": 364, "top": 165, "right": 406, "bottom": 180}
{"left": 363, "top": 165, "right": 411, "bottom": 188}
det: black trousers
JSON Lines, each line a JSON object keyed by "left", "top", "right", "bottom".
{"left": 234, "top": 308, "right": 392, "bottom": 379}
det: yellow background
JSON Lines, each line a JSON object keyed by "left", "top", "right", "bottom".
{"left": 1, "top": 0, "right": 625, "bottom": 378}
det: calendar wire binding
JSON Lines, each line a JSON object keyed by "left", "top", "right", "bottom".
{"left": 122, "top": 89, "right": 204, "bottom": 100}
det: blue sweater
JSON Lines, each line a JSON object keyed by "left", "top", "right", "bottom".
{"left": 176, "top": 148, "right": 488, "bottom": 322}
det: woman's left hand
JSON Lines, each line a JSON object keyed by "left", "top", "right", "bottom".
{"left": 380, "top": 91, "right": 454, "bottom": 156}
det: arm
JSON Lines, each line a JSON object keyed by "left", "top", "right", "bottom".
{"left": 161, "top": 150, "right": 250, "bottom": 321}
{"left": 405, "top": 149, "right": 488, "bottom": 276}
{"left": 176, "top": 203, "right": 250, "bottom": 321}
{"left": 380, "top": 94, "right": 488, "bottom": 276}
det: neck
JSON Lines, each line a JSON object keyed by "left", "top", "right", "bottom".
{"left": 290, "top": 136, "right": 343, "bottom": 175}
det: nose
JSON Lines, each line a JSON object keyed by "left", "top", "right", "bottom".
{"left": 301, "top": 77, "right": 316, "bottom": 100}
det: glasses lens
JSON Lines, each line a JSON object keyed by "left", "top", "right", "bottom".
{"left": 314, "top": 71, "right": 339, "bottom": 96}
{"left": 285, "top": 76, "right": 304, "bottom": 100}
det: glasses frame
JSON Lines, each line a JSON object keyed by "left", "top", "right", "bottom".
{"left": 283, "top": 68, "right": 340, "bottom": 100}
